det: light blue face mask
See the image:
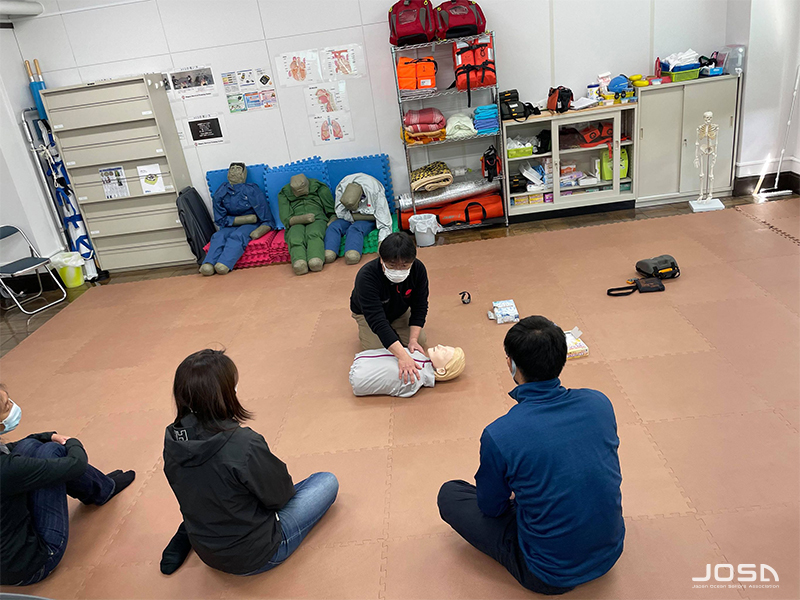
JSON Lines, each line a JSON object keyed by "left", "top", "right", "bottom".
{"left": 2, "top": 400, "right": 21, "bottom": 435}
{"left": 510, "top": 359, "right": 518, "bottom": 383}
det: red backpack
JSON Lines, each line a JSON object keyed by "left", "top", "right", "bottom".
{"left": 435, "top": 0, "right": 486, "bottom": 39}
{"left": 389, "top": 0, "right": 436, "bottom": 46}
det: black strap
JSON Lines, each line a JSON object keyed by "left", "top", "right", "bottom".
{"left": 607, "top": 284, "right": 637, "bottom": 296}
{"left": 464, "top": 202, "right": 487, "bottom": 222}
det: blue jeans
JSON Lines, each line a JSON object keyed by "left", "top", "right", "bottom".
{"left": 13, "top": 439, "right": 115, "bottom": 586}
{"left": 324, "top": 219, "right": 375, "bottom": 255}
{"left": 204, "top": 224, "right": 258, "bottom": 269}
{"left": 241, "top": 472, "right": 338, "bottom": 576}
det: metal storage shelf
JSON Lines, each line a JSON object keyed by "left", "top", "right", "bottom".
{"left": 392, "top": 31, "right": 507, "bottom": 229}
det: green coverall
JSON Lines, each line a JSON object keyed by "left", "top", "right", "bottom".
{"left": 278, "top": 179, "right": 335, "bottom": 265}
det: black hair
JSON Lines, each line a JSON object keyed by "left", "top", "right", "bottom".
{"left": 379, "top": 232, "right": 416, "bottom": 263}
{"left": 173, "top": 349, "right": 252, "bottom": 431}
{"left": 503, "top": 316, "right": 567, "bottom": 382}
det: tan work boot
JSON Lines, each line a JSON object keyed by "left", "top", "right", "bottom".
{"left": 214, "top": 263, "right": 230, "bottom": 275}
{"left": 344, "top": 250, "right": 362, "bottom": 265}
{"left": 293, "top": 260, "right": 308, "bottom": 275}
{"left": 308, "top": 257, "right": 324, "bottom": 272}
{"left": 199, "top": 263, "right": 215, "bottom": 276}
{"left": 325, "top": 249, "right": 337, "bottom": 264}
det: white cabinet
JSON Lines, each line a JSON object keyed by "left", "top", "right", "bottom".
{"left": 638, "top": 75, "right": 741, "bottom": 204}
{"left": 501, "top": 104, "right": 636, "bottom": 218}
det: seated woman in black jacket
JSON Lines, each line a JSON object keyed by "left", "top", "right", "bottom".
{"left": 161, "top": 349, "right": 339, "bottom": 576}
{"left": 0, "top": 383, "right": 135, "bottom": 586}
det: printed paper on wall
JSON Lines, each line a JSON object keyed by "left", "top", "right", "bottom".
{"left": 321, "top": 44, "right": 362, "bottom": 80}
{"left": 186, "top": 114, "right": 226, "bottom": 146}
{"left": 169, "top": 66, "right": 216, "bottom": 100}
{"left": 276, "top": 50, "right": 321, "bottom": 87}
{"left": 310, "top": 111, "right": 353, "bottom": 145}
{"left": 304, "top": 81, "right": 349, "bottom": 115}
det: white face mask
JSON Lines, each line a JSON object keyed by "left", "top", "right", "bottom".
{"left": 510, "top": 359, "right": 518, "bottom": 384}
{"left": 383, "top": 263, "right": 411, "bottom": 284}
{"left": 2, "top": 400, "right": 22, "bottom": 435}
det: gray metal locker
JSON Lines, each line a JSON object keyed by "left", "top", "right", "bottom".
{"left": 40, "top": 75, "right": 193, "bottom": 272}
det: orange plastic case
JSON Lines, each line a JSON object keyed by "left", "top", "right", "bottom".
{"left": 397, "top": 56, "right": 437, "bottom": 90}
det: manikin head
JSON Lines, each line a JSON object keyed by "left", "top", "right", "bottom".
{"left": 379, "top": 232, "right": 416, "bottom": 284}
{"left": 0, "top": 383, "right": 22, "bottom": 435}
{"left": 341, "top": 182, "right": 364, "bottom": 211}
{"left": 228, "top": 162, "right": 247, "bottom": 185}
{"left": 703, "top": 111, "right": 713, "bottom": 124}
{"left": 503, "top": 316, "right": 567, "bottom": 385}
{"left": 427, "top": 345, "right": 466, "bottom": 382}
{"left": 290, "top": 174, "right": 309, "bottom": 197}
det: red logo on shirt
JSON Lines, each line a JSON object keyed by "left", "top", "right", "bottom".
{"left": 405, "top": 289, "right": 412, "bottom": 296}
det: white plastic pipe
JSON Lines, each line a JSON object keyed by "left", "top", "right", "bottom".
{"left": 0, "top": 1, "right": 44, "bottom": 17}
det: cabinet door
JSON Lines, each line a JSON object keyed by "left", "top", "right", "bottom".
{"left": 638, "top": 87, "right": 684, "bottom": 198}
{"left": 680, "top": 78, "right": 737, "bottom": 193}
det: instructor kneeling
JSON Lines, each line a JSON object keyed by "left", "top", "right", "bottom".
{"left": 351, "top": 232, "right": 428, "bottom": 382}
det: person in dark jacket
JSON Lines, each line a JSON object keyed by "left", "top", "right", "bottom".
{"left": 161, "top": 349, "right": 338, "bottom": 576}
{"left": 350, "top": 232, "right": 429, "bottom": 384}
{"left": 437, "top": 316, "right": 625, "bottom": 594}
{"left": 0, "top": 383, "right": 135, "bottom": 586}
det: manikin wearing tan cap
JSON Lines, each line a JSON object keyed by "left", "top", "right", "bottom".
{"left": 349, "top": 344, "right": 465, "bottom": 397}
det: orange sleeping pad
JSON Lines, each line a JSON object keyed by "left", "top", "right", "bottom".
{"left": 401, "top": 193, "right": 503, "bottom": 229}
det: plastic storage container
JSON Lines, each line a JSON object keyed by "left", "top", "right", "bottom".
{"left": 408, "top": 213, "right": 441, "bottom": 247}
{"left": 51, "top": 251, "right": 85, "bottom": 288}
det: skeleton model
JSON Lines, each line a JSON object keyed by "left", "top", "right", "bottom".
{"left": 691, "top": 111, "right": 724, "bottom": 212}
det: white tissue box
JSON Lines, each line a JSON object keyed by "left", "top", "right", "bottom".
{"left": 488, "top": 300, "right": 520, "bottom": 324}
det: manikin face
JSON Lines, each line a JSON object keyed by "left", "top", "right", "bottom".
{"left": 428, "top": 345, "right": 455, "bottom": 372}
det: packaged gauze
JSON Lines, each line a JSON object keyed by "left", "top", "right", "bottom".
{"left": 487, "top": 300, "right": 520, "bottom": 324}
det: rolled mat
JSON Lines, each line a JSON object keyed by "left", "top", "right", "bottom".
{"left": 401, "top": 193, "right": 503, "bottom": 229}
{"left": 397, "top": 178, "right": 501, "bottom": 211}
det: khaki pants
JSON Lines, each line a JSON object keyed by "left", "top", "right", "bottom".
{"left": 352, "top": 310, "right": 427, "bottom": 351}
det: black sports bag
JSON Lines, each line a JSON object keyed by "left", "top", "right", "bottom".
{"left": 176, "top": 186, "right": 216, "bottom": 265}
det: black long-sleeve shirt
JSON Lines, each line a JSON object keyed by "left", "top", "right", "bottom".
{"left": 350, "top": 257, "right": 429, "bottom": 348}
{"left": 0, "top": 433, "right": 88, "bottom": 585}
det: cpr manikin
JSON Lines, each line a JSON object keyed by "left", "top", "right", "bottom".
{"left": 201, "top": 163, "right": 273, "bottom": 275}
{"left": 324, "top": 173, "right": 393, "bottom": 266}
{"left": 278, "top": 174, "right": 335, "bottom": 275}
{"left": 349, "top": 344, "right": 465, "bottom": 397}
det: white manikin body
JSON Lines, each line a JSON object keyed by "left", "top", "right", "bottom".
{"left": 350, "top": 349, "right": 436, "bottom": 397}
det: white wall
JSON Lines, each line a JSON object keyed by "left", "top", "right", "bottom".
{"left": 4, "top": 0, "right": 792, "bottom": 255}
{"left": 735, "top": 0, "right": 800, "bottom": 177}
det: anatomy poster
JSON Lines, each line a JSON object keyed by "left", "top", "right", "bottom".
{"left": 276, "top": 50, "right": 321, "bottom": 87}
{"left": 310, "top": 111, "right": 353, "bottom": 145}
{"left": 321, "top": 44, "right": 361, "bottom": 80}
{"left": 186, "top": 114, "right": 226, "bottom": 146}
{"left": 304, "top": 82, "right": 349, "bottom": 115}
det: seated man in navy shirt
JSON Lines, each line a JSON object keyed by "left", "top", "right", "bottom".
{"left": 438, "top": 316, "right": 624, "bottom": 594}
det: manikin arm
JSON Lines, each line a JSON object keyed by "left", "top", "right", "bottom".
{"left": 250, "top": 224, "right": 272, "bottom": 240}
{"left": 233, "top": 214, "right": 257, "bottom": 226}
{"left": 352, "top": 213, "right": 376, "bottom": 221}
{"left": 288, "top": 213, "right": 315, "bottom": 226}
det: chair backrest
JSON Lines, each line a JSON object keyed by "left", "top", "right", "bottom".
{"left": 0, "top": 225, "right": 21, "bottom": 241}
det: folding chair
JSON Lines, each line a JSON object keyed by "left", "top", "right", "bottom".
{"left": 0, "top": 225, "right": 67, "bottom": 315}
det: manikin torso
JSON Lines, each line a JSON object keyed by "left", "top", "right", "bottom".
{"left": 349, "top": 345, "right": 456, "bottom": 397}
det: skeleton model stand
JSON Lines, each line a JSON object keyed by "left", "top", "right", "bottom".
{"left": 690, "top": 111, "right": 725, "bottom": 212}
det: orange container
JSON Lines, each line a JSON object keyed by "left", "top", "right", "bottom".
{"left": 397, "top": 57, "right": 417, "bottom": 90}
{"left": 415, "top": 56, "right": 437, "bottom": 89}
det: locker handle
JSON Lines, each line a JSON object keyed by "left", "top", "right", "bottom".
{"left": 730, "top": 115, "right": 734, "bottom": 127}
{"left": 639, "top": 127, "right": 644, "bottom": 140}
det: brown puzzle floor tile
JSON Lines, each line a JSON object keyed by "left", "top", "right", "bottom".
{"left": 388, "top": 439, "right": 480, "bottom": 539}
{"left": 699, "top": 503, "right": 799, "bottom": 600}
{"left": 609, "top": 352, "right": 772, "bottom": 422}
{"left": 617, "top": 423, "right": 693, "bottom": 518}
{"left": 646, "top": 412, "right": 800, "bottom": 512}
{"left": 3, "top": 205, "right": 799, "bottom": 599}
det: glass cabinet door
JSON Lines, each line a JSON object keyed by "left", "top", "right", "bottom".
{"left": 552, "top": 111, "right": 622, "bottom": 204}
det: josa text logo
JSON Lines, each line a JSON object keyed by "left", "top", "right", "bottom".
{"left": 692, "top": 564, "right": 779, "bottom": 590}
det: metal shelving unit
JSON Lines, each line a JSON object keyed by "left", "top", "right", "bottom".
{"left": 390, "top": 31, "right": 507, "bottom": 230}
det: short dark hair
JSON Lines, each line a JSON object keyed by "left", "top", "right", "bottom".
{"left": 379, "top": 232, "right": 416, "bottom": 263}
{"left": 173, "top": 349, "right": 252, "bottom": 431}
{"left": 503, "top": 316, "right": 567, "bottom": 382}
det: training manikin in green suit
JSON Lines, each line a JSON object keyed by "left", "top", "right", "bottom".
{"left": 278, "top": 174, "right": 336, "bottom": 275}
